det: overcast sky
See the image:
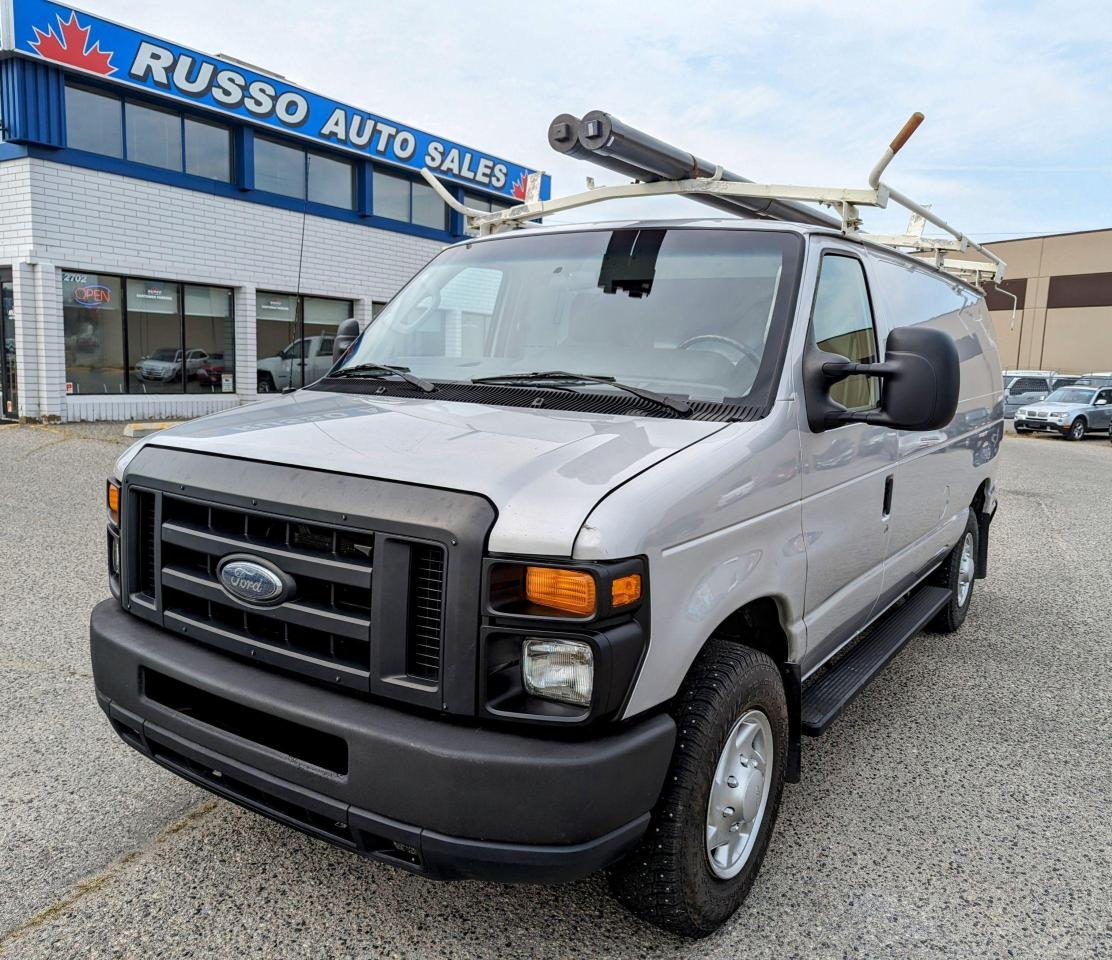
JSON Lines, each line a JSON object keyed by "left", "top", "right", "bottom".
{"left": 89, "top": 0, "right": 1112, "bottom": 240}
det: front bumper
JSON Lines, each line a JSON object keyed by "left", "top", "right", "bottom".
{"left": 90, "top": 599, "right": 675, "bottom": 883}
{"left": 1015, "top": 417, "right": 1069, "bottom": 433}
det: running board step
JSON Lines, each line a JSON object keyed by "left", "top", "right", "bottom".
{"left": 801, "top": 585, "right": 951, "bottom": 736}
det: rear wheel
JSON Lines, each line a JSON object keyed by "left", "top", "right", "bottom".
{"left": 609, "top": 640, "right": 787, "bottom": 937}
{"left": 1066, "top": 417, "right": 1086, "bottom": 441}
{"left": 927, "top": 512, "right": 978, "bottom": 633}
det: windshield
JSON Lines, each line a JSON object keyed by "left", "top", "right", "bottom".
{"left": 150, "top": 349, "right": 179, "bottom": 361}
{"left": 336, "top": 228, "right": 800, "bottom": 403}
{"left": 1044, "top": 388, "right": 1096, "bottom": 404}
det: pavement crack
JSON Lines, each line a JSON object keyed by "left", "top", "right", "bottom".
{"left": 0, "top": 660, "right": 95, "bottom": 680}
{"left": 0, "top": 800, "right": 218, "bottom": 951}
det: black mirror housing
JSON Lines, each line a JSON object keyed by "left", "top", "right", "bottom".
{"left": 806, "top": 325, "right": 960, "bottom": 433}
{"left": 331, "top": 317, "right": 362, "bottom": 366}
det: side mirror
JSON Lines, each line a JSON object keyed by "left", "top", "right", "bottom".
{"left": 805, "top": 325, "right": 960, "bottom": 432}
{"left": 1096, "top": 398, "right": 1108, "bottom": 406}
{"left": 332, "top": 317, "right": 362, "bottom": 365}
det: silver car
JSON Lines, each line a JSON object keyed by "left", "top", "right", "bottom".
{"left": 1015, "top": 385, "right": 1112, "bottom": 439}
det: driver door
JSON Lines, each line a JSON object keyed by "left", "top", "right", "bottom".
{"left": 799, "top": 250, "right": 896, "bottom": 671}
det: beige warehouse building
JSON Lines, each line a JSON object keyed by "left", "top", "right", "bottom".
{"left": 972, "top": 228, "right": 1112, "bottom": 373}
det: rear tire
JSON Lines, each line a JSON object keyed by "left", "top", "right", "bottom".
{"left": 927, "top": 511, "right": 979, "bottom": 633}
{"left": 609, "top": 640, "right": 787, "bottom": 938}
{"left": 1066, "top": 417, "right": 1086, "bottom": 441}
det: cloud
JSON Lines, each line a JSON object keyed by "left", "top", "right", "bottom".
{"left": 90, "top": 0, "right": 1112, "bottom": 239}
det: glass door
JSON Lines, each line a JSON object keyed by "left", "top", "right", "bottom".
{"left": 1, "top": 269, "right": 16, "bottom": 419}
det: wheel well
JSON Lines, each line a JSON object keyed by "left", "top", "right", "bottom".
{"left": 710, "top": 597, "right": 789, "bottom": 665}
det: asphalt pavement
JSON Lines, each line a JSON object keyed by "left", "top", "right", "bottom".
{"left": 0, "top": 421, "right": 1109, "bottom": 959}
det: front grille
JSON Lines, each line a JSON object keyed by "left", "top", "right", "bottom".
{"left": 128, "top": 490, "right": 448, "bottom": 694}
{"left": 407, "top": 545, "right": 445, "bottom": 682}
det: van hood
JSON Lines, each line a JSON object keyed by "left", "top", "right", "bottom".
{"left": 130, "top": 388, "right": 728, "bottom": 555}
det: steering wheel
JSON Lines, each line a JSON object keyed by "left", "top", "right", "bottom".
{"left": 678, "top": 334, "right": 763, "bottom": 370}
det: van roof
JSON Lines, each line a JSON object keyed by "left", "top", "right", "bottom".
{"left": 455, "top": 218, "right": 983, "bottom": 294}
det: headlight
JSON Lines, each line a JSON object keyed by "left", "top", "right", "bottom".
{"left": 1016, "top": 409, "right": 1027, "bottom": 418}
{"left": 522, "top": 638, "right": 593, "bottom": 706}
{"left": 1050, "top": 411, "right": 1068, "bottom": 420}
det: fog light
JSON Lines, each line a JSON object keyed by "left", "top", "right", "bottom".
{"left": 110, "top": 536, "right": 121, "bottom": 576}
{"left": 522, "top": 638, "right": 593, "bottom": 707}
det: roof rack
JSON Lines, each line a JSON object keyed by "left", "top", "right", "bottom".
{"left": 420, "top": 111, "right": 1006, "bottom": 287}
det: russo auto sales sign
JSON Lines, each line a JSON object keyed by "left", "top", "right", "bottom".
{"left": 0, "top": 0, "right": 550, "bottom": 200}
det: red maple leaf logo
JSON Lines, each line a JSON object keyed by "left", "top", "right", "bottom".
{"left": 29, "top": 12, "right": 116, "bottom": 76}
{"left": 511, "top": 173, "right": 529, "bottom": 201}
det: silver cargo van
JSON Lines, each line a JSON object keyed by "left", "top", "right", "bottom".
{"left": 92, "top": 218, "right": 1001, "bottom": 936}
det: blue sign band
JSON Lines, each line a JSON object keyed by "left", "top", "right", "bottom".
{"left": 4, "top": 0, "right": 550, "bottom": 201}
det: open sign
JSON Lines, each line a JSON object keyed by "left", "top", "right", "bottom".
{"left": 73, "top": 284, "right": 113, "bottom": 307}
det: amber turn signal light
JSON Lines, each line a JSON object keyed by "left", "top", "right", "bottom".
{"left": 525, "top": 567, "right": 596, "bottom": 616}
{"left": 107, "top": 480, "right": 120, "bottom": 526}
{"left": 611, "top": 573, "right": 642, "bottom": 608}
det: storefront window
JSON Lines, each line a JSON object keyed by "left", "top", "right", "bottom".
{"left": 255, "top": 138, "right": 305, "bottom": 199}
{"left": 125, "top": 102, "right": 182, "bottom": 171}
{"left": 255, "top": 293, "right": 299, "bottom": 393}
{"left": 308, "top": 154, "right": 355, "bottom": 209}
{"left": 64, "top": 85, "right": 123, "bottom": 158}
{"left": 62, "top": 272, "right": 126, "bottom": 394}
{"left": 185, "top": 118, "right": 232, "bottom": 181}
{"left": 1, "top": 269, "right": 17, "bottom": 419}
{"left": 185, "top": 286, "right": 235, "bottom": 393}
{"left": 256, "top": 292, "right": 353, "bottom": 393}
{"left": 63, "top": 271, "right": 234, "bottom": 396}
{"left": 127, "top": 279, "right": 182, "bottom": 394}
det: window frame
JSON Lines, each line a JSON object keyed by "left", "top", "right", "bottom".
{"left": 64, "top": 81, "right": 234, "bottom": 184}
{"left": 255, "top": 291, "right": 356, "bottom": 386}
{"left": 807, "top": 250, "right": 883, "bottom": 414}
{"left": 61, "top": 269, "right": 236, "bottom": 396}
{"left": 57, "top": 79, "right": 458, "bottom": 239}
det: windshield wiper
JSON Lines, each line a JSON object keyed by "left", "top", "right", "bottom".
{"left": 471, "top": 371, "right": 692, "bottom": 415}
{"left": 330, "top": 362, "right": 436, "bottom": 393}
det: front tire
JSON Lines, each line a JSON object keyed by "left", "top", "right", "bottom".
{"left": 927, "top": 511, "right": 979, "bottom": 633}
{"left": 609, "top": 640, "right": 787, "bottom": 938}
{"left": 1066, "top": 417, "right": 1086, "bottom": 441}
{"left": 257, "top": 373, "right": 275, "bottom": 394}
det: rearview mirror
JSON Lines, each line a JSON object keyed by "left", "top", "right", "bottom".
{"left": 332, "top": 317, "right": 362, "bottom": 365}
{"left": 805, "top": 325, "right": 960, "bottom": 432}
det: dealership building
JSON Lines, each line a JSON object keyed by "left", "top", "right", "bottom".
{"left": 0, "top": 0, "right": 547, "bottom": 422}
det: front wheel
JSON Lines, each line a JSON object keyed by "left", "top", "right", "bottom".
{"left": 609, "top": 640, "right": 787, "bottom": 937}
{"left": 927, "top": 512, "right": 979, "bottom": 633}
{"left": 257, "top": 373, "right": 275, "bottom": 394}
{"left": 1066, "top": 417, "right": 1086, "bottom": 441}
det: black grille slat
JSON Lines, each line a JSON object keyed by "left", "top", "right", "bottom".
{"left": 406, "top": 545, "right": 445, "bottom": 682}
{"left": 137, "top": 491, "right": 157, "bottom": 598}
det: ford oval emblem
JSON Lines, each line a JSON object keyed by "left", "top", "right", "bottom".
{"left": 216, "top": 555, "right": 291, "bottom": 606}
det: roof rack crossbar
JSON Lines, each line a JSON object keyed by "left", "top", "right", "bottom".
{"left": 421, "top": 112, "right": 1006, "bottom": 287}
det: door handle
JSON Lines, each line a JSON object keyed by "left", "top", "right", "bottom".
{"left": 882, "top": 475, "right": 895, "bottom": 518}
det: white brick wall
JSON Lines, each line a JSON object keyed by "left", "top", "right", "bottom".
{"left": 2, "top": 156, "right": 447, "bottom": 421}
